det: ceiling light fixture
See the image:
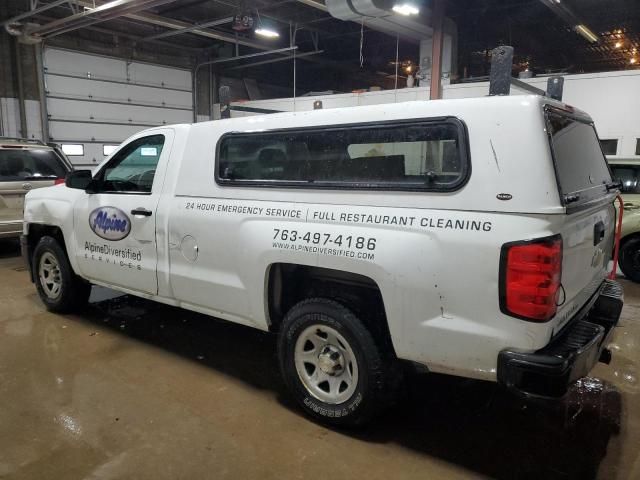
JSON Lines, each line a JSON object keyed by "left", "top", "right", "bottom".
{"left": 574, "top": 24, "right": 599, "bottom": 43}
{"left": 255, "top": 27, "right": 279, "bottom": 38}
{"left": 392, "top": 3, "right": 419, "bottom": 16}
{"left": 254, "top": 9, "right": 279, "bottom": 38}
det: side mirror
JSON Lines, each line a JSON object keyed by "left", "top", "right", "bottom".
{"left": 65, "top": 170, "right": 93, "bottom": 190}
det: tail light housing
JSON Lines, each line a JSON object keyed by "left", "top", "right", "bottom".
{"left": 500, "top": 235, "right": 563, "bottom": 322}
{"left": 54, "top": 178, "right": 65, "bottom": 185}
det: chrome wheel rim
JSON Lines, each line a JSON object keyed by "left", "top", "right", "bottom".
{"left": 294, "top": 324, "right": 359, "bottom": 404}
{"left": 39, "top": 252, "right": 62, "bottom": 299}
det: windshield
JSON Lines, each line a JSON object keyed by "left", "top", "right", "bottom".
{"left": 609, "top": 164, "right": 640, "bottom": 194}
{"left": 546, "top": 109, "right": 613, "bottom": 204}
{"left": 0, "top": 149, "right": 68, "bottom": 182}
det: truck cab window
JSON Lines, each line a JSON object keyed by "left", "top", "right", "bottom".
{"left": 97, "top": 134, "right": 165, "bottom": 193}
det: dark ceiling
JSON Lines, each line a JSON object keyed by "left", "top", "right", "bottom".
{"left": 2, "top": 0, "right": 640, "bottom": 94}
{"left": 452, "top": 0, "right": 640, "bottom": 76}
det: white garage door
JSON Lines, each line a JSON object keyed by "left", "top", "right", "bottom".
{"left": 44, "top": 48, "right": 193, "bottom": 167}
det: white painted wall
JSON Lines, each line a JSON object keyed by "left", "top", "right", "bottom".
{"left": 230, "top": 70, "right": 640, "bottom": 157}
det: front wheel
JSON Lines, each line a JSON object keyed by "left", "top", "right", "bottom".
{"left": 619, "top": 237, "right": 640, "bottom": 283}
{"left": 33, "top": 236, "right": 91, "bottom": 313}
{"left": 278, "top": 298, "right": 390, "bottom": 427}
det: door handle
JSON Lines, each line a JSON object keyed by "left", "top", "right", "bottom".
{"left": 131, "top": 207, "right": 152, "bottom": 217}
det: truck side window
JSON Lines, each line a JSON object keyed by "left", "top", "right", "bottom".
{"left": 96, "top": 134, "right": 165, "bottom": 193}
{"left": 216, "top": 119, "right": 469, "bottom": 191}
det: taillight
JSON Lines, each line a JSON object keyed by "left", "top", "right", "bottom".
{"left": 500, "top": 236, "right": 562, "bottom": 322}
{"left": 54, "top": 178, "right": 65, "bottom": 185}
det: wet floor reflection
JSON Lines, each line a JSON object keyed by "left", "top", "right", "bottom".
{"left": 1, "top": 238, "right": 636, "bottom": 480}
{"left": 78, "top": 292, "right": 624, "bottom": 480}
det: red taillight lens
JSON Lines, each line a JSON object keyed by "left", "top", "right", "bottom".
{"left": 500, "top": 236, "right": 562, "bottom": 322}
{"left": 54, "top": 178, "right": 65, "bottom": 185}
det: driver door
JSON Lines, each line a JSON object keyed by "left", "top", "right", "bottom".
{"left": 72, "top": 130, "right": 173, "bottom": 295}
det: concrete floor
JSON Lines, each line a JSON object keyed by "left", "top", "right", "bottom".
{"left": 0, "top": 239, "right": 638, "bottom": 480}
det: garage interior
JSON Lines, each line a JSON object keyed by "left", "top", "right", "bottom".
{"left": 1, "top": 0, "right": 640, "bottom": 479}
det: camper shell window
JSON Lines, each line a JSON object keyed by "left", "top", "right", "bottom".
{"left": 545, "top": 107, "right": 613, "bottom": 207}
{"left": 215, "top": 118, "right": 470, "bottom": 191}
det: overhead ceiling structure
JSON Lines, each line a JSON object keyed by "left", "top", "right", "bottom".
{"left": 450, "top": 0, "right": 640, "bottom": 76}
{"left": 4, "top": 0, "right": 428, "bottom": 90}
{"left": 2, "top": 0, "right": 639, "bottom": 93}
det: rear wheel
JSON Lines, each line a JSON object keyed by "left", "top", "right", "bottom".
{"left": 33, "top": 236, "right": 91, "bottom": 313}
{"left": 619, "top": 237, "right": 640, "bottom": 283}
{"left": 278, "top": 298, "right": 390, "bottom": 427}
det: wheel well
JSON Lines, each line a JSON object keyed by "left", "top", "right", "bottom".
{"left": 267, "top": 263, "right": 395, "bottom": 354}
{"left": 25, "top": 224, "right": 68, "bottom": 280}
{"left": 620, "top": 232, "right": 640, "bottom": 248}
{"left": 27, "top": 224, "right": 66, "bottom": 249}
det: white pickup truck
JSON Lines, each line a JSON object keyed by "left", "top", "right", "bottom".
{"left": 22, "top": 95, "right": 623, "bottom": 426}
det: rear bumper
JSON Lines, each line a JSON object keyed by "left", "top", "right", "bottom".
{"left": 497, "top": 279, "right": 623, "bottom": 399}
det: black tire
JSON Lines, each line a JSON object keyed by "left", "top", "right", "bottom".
{"left": 619, "top": 237, "right": 640, "bottom": 283}
{"left": 278, "top": 298, "right": 390, "bottom": 427}
{"left": 32, "top": 236, "right": 91, "bottom": 313}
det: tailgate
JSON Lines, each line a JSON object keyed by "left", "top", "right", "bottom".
{"left": 545, "top": 107, "right": 618, "bottom": 329}
{"left": 555, "top": 202, "right": 616, "bottom": 328}
{"left": 0, "top": 181, "right": 30, "bottom": 224}
{"left": 0, "top": 180, "right": 56, "bottom": 224}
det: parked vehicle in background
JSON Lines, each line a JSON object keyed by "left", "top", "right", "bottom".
{"left": 22, "top": 96, "right": 623, "bottom": 426}
{"left": 0, "top": 138, "right": 72, "bottom": 239}
{"left": 607, "top": 158, "right": 640, "bottom": 282}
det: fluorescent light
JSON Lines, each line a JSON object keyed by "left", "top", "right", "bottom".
{"left": 575, "top": 24, "right": 599, "bottom": 43}
{"left": 94, "top": 1, "right": 122, "bottom": 12}
{"left": 392, "top": 3, "right": 419, "bottom": 15}
{"left": 255, "top": 27, "right": 279, "bottom": 38}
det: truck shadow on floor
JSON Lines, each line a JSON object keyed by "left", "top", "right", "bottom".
{"left": 80, "top": 292, "right": 622, "bottom": 480}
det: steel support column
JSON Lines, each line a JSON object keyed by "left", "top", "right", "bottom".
{"left": 429, "top": 0, "right": 445, "bottom": 100}
{"left": 34, "top": 43, "right": 49, "bottom": 142}
{"left": 14, "top": 38, "right": 28, "bottom": 138}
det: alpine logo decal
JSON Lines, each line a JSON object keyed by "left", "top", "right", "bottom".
{"left": 89, "top": 207, "right": 131, "bottom": 241}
